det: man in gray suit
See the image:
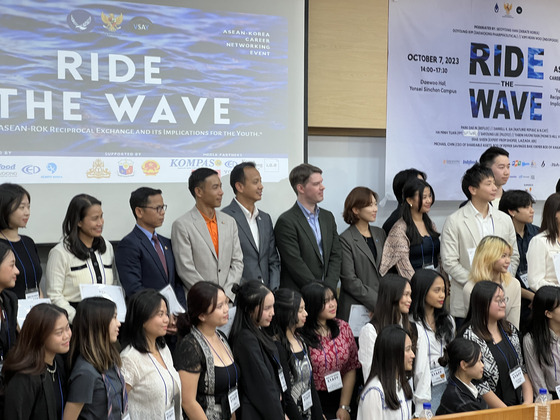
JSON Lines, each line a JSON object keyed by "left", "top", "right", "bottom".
{"left": 171, "top": 168, "right": 243, "bottom": 301}
{"left": 274, "top": 163, "right": 342, "bottom": 292}
{"left": 222, "top": 162, "right": 281, "bottom": 290}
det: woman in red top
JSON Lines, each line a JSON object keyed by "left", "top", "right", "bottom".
{"left": 300, "top": 283, "right": 360, "bottom": 420}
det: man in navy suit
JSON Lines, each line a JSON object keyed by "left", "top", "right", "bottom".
{"left": 222, "top": 162, "right": 280, "bottom": 290}
{"left": 116, "top": 187, "right": 186, "bottom": 308}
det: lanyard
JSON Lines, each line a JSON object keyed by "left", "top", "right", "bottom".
{"left": 397, "top": 396, "right": 410, "bottom": 420}
{"left": 198, "top": 329, "right": 238, "bottom": 389}
{"left": 494, "top": 326, "right": 520, "bottom": 369}
{"left": 2, "top": 309, "right": 10, "bottom": 349}
{"left": 148, "top": 353, "right": 175, "bottom": 407}
{"left": 1, "top": 233, "right": 38, "bottom": 290}
{"left": 104, "top": 366, "right": 128, "bottom": 415}
{"left": 321, "top": 336, "right": 339, "bottom": 372}
{"left": 420, "top": 236, "right": 435, "bottom": 266}
{"left": 423, "top": 326, "right": 443, "bottom": 367}
{"left": 56, "top": 370, "right": 64, "bottom": 420}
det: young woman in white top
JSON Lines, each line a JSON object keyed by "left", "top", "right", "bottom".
{"left": 358, "top": 274, "right": 413, "bottom": 381}
{"left": 121, "top": 290, "right": 181, "bottom": 419}
{"left": 357, "top": 325, "right": 414, "bottom": 420}
{"left": 410, "top": 269, "right": 455, "bottom": 415}
{"left": 523, "top": 286, "right": 560, "bottom": 399}
{"left": 527, "top": 193, "right": 560, "bottom": 290}
{"left": 45, "top": 194, "right": 117, "bottom": 323}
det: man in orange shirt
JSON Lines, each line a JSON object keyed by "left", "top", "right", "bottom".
{"left": 171, "top": 167, "right": 243, "bottom": 301}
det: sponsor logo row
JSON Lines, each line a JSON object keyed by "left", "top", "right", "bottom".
{"left": 0, "top": 158, "right": 281, "bottom": 179}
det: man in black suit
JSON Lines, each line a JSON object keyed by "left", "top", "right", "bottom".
{"left": 274, "top": 163, "right": 341, "bottom": 291}
{"left": 116, "top": 187, "right": 186, "bottom": 308}
{"left": 222, "top": 162, "right": 280, "bottom": 290}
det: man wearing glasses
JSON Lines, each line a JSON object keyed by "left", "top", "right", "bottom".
{"left": 116, "top": 187, "right": 187, "bottom": 309}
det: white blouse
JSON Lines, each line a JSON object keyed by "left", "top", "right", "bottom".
{"left": 121, "top": 345, "right": 182, "bottom": 420}
{"left": 358, "top": 377, "right": 411, "bottom": 420}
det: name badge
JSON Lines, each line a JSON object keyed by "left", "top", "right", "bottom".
{"left": 228, "top": 387, "right": 240, "bottom": 413}
{"left": 164, "top": 406, "right": 175, "bottom": 420}
{"left": 278, "top": 367, "right": 288, "bottom": 392}
{"left": 25, "top": 288, "right": 40, "bottom": 300}
{"left": 555, "top": 385, "right": 560, "bottom": 399}
{"left": 325, "top": 371, "right": 343, "bottom": 392}
{"left": 431, "top": 366, "right": 447, "bottom": 386}
{"left": 122, "top": 413, "right": 131, "bottom": 420}
{"left": 301, "top": 388, "right": 313, "bottom": 411}
{"left": 509, "top": 366, "right": 525, "bottom": 389}
{"left": 519, "top": 272, "right": 529, "bottom": 289}
{"left": 423, "top": 264, "right": 435, "bottom": 270}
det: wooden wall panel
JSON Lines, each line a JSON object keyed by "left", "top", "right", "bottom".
{"left": 308, "top": 0, "right": 388, "bottom": 131}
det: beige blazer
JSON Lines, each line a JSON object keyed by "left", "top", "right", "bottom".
{"left": 171, "top": 206, "right": 243, "bottom": 301}
{"left": 440, "top": 203, "right": 519, "bottom": 318}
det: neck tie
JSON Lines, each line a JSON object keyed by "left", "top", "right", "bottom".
{"left": 152, "top": 235, "right": 169, "bottom": 277}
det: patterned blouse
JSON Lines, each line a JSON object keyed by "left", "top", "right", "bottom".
{"left": 308, "top": 319, "right": 361, "bottom": 391}
{"left": 462, "top": 323, "right": 526, "bottom": 397}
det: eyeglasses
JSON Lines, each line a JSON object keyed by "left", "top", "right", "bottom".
{"left": 141, "top": 205, "right": 167, "bottom": 214}
{"left": 493, "top": 297, "right": 509, "bottom": 306}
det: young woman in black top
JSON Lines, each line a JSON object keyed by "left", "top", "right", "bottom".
{"left": 174, "top": 281, "right": 238, "bottom": 420}
{"left": 436, "top": 338, "right": 486, "bottom": 415}
{"left": 3, "top": 303, "right": 71, "bottom": 420}
{"left": 0, "top": 183, "right": 42, "bottom": 299}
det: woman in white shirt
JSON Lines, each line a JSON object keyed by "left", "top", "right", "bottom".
{"left": 357, "top": 325, "right": 414, "bottom": 420}
{"left": 121, "top": 290, "right": 181, "bottom": 419}
{"left": 410, "top": 269, "right": 455, "bottom": 415}
{"left": 45, "top": 194, "right": 117, "bottom": 323}
{"left": 527, "top": 193, "right": 560, "bottom": 290}
{"left": 358, "top": 274, "right": 413, "bottom": 382}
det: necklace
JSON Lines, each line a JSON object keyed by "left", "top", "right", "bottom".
{"left": 46, "top": 360, "right": 57, "bottom": 381}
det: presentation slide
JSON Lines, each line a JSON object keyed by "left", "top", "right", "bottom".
{"left": 0, "top": 0, "right": 306, "bottom": 243}
{"left": 386, "top": 0, "right": 560, "bottom": 200}
{"left": 0, "top": 0, "right": 305, "bottom": 183}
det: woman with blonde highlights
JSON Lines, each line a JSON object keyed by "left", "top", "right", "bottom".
{"left": 463, "top": 236, "right": 521, "bottom": 328}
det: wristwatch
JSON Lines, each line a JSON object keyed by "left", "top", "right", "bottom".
{"left": 339, "top": 405, "right": 351, "bottom": 413}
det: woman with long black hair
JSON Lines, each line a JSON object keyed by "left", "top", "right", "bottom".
{"left": 269, "top": 288, "right": 322, "bottom": 420}
{"left": 45, "top": 194, "right": 118, "bottom": 323}
{"left": 380, "top": 178, "right": 440, "bottom": 279}
{"left": 523, "top": 286, "right": 560, "bottom": 399}
{"left": 300, "top": 283, "right": 359, "bottom": 420}
{"left": 0, "top": 183, "right": 42, "bottom": 299}
{"left": 357, "top": 325, "right": 414, "bottom": 420}
{"left": 3, "top": 304, "right": 71, "bottom": 419}
{"left": 174, "top": 281, "right": 238, "bottom": 420}
{"left": 461, "top": 281, "right": 532, "bottom": 408}
{"left": 410, "top": 268, "right": 455, "bottom": 414}
{"left": 229, "top": 280, "right": 284, "bottom": 420}
{"left": 358, "top": 274, "right": 413, "bottom": 382}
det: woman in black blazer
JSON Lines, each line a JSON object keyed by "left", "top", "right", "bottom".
{"left": 3, "top": 304, "right": 71, "bottom": 420}
{"left": 338, "top": 187, "right": 386, "bottom": 321}
{"left": 229, "top": 281, "right": 285, "bottom": 420}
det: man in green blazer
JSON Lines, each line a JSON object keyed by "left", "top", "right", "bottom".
{"left": 274, "top": 163, "right": 342, "bottom": 292}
